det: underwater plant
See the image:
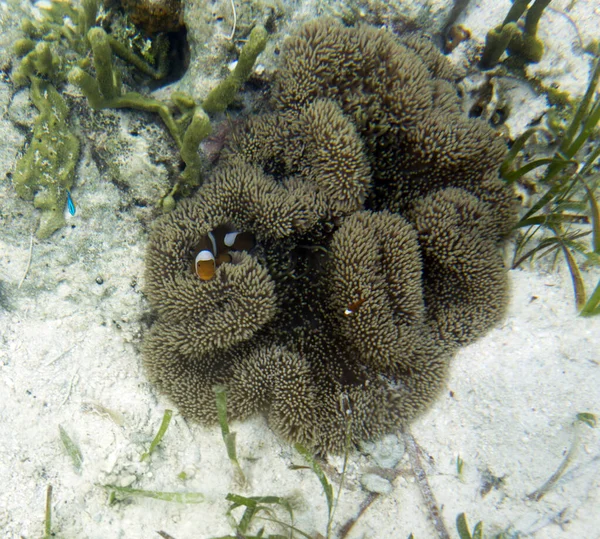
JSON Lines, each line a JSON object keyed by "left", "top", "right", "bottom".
{"left": 11, "top": 0, "right": 267, "bottom": 236}
{"left": 479, "top": 0, "right": 552, "bottom": 69}
{"left": 502, "top": 52, "right": 600, "bottom": 314}
{"left": 12, "top": 77, "right": 80, "bottom": 239}
{"left": 142, "top": 19, "right": 516, "bottom": 454}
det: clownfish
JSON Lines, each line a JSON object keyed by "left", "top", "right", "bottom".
{"left": 223, "top": 231, "right": 255, "bottom": 251}
{"left": 215, "top": 252, "right": 232, "bottom": 265}
{"left": 195, "top": 250, "right": 216, "bottom": 281}
{"left": 193, "top": 226, "right": 255, "bottom": 281}
{"left": 344, "top": 295, "right": 366, "bottom": 316}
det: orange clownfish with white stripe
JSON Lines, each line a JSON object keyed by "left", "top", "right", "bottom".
{"left": 194, "top": 226, "right": 255, "bottom": 281}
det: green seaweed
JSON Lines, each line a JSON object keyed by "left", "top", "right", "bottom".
{"left": 105, "top": 485, "right": 205, "bottom": 503}
{"left": 294, "top": 444, "right": 334, "bottom": 523}
{"left": 480, "top": 0, "right": 552, "bottom": 69}
{"left": 43, "top": 485, "right": 53, "bottom": 539}
{"left": 140, "top": 409, "right": 173, "bottom": 461}
{"left": 526, "top": 412, "right": 597, "bottom": 501}
{"left": 456, "top": 455, "right": 465, "bottom": 479}
{"left": 13, "top": 78, "right": 80, "bottom": 239}
{"left": 504, "top": 54, "right": 600, "bottom": 312}
{"left": 294, "top": 413, "right": 352, "bottom": 539}
{"left": 222, "top": 493, "right": 299, "bottom": 538}
{"left": 456, "top": 512, "right": 483, "bottom": 539}
{"left": 213, "top": 385, "right": 247, "bottom": 487}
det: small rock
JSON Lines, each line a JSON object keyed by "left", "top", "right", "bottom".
{"left": 361, "top": 473, "right": 392, "bottom": 494}
{"left": 359, "top": 434, "right": 405, "bottom": 469}
{"left": 118, "top": 474, "right": 137, "bottom": 487}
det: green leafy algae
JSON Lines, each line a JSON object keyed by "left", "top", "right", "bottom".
{"left": 13, "top": 78, "right": 80, "bottom": 239}
{"left": 12, "top": 0, "right": 268, "bottom": 227}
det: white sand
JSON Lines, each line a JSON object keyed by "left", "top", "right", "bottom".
{"left": 2, "top": 231, "right": 598, "bottom": 538}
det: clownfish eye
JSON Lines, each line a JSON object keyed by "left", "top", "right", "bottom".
{"left": 195, "top": 250, "right": 216, "bottom": 281}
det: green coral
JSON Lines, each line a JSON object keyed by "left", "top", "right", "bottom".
{"left": 13, "top": 78, "right": 80, "bottom": 239}
{"left": 480, "top": 0, "right": 552, "bottom": 69}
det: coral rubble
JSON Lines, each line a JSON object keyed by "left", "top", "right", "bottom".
{"left": 144, "top": 19, "right": 517, "bottom": 453}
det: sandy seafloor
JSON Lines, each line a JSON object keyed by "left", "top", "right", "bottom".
{"left": 1, "top": 0, "right": 600, "bottom": 537}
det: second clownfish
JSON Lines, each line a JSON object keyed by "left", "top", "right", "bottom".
{"left": 194, "top": 227, "right": 255, "bottom": 281}
{"left": 344, "top": 294, "right": 366, "bottom": 316}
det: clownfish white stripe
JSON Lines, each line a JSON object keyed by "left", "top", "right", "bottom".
{"left": 223, "top": 231, "right": 239, "bottom": 248}
{"left": 207, "top": 231, "right": 217, "bottom": 255}
{"left": 344, "top": 296, "right": 366, "bottom": 316}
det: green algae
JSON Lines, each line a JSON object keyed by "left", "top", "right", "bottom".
{"left": 202, "top": 25, "right": 269, "bottom": 114}
{"left": 12, "top": 0, "right": 267, "bottom": 230}
{"left": 13, "top": 78, "right": 80, "bottom": 239}
{"left": 480, "top": 0, "right": 552, "bottom": 69}
{"left": 69, "top": 24, "right": 267, "bottom": 206}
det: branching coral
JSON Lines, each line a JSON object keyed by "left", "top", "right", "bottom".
{"left": 143, "top": 19, "right": 517, "bottom": 454}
